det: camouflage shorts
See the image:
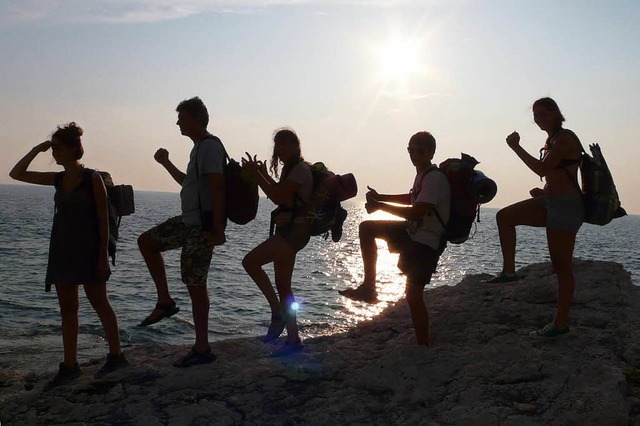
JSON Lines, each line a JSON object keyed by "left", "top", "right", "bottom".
{"left": 146, "top": 216, "right": 215, "bottom": 287}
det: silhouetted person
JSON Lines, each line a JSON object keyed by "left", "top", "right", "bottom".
{"left": 9, "top": 123, "right": 126, "bottom": 389}
{"left": 241, "top": 128, "right": 313, "bottom": 355}
{"left": 340, "top": 132, "right": 450, "bottom": 346}
{"left": 489, "top": 97, "right": 583, "bottom": 338}
{"left": 138, "top": 97, "right": 226, "bottom": 367}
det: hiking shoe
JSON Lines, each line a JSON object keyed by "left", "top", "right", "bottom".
{"left": 530, "top": 322, "right": 570, "bottom": 338}
{"left": 485, "top": 272, "right": 522, "bottom": 284}
{"left": 331, "top": 206, "right": 348, "bottom": 242}
{"left": 173, "top": 347, "right": 216, "bottom": 368}
{"left": 44, "top": 362, "right": 83, "bottom": 391}
{"left": 94, "top": 352, "right": 129, "bottom": 379}
{"left": 339, "top": 285, "right": 378, "bottom": 304}
{"left": 271, "top": 338, "right": 304, "bottom": 357}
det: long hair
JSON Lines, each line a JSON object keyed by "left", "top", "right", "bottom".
{"left": 51, "top": 122, "right": 84, "bottom": 160}
{"left": 534, "top": 97, "right": 566, "bottom": 158}
{"left": 270, "top": 128, "right": 303, "bottom": 179}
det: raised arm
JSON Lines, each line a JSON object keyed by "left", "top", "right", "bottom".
{"left": 9, "top": 141, "right": 57, "bottom": 186}
{"left": 241, "top": 154, "right": 298, "bottom": 205}
{"left": 154, "top": 148, "right": 186, "bottom": 186}
{"left": 506, "top": 131, "right": 579, "bottom": 178}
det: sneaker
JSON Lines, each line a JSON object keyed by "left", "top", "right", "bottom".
{"left": 530, "top": 322, "right": 570, "bottom": 338}
{"left": 485, "top": 272, "right": 522, "bottom": 284}
{"left": 94, "top": 352, "right": 129, "bottom": 379}
{"left": 44, "top": 362, "right": 82, "bottom": 391}
{"left": 173, "top": 346, "right": 216, "bottom": 368}
{"left": 338, "top": 285, "right": 378, "bottom": 304}
{"left": 263, "top": 314, "right": 286, "bottom": 342}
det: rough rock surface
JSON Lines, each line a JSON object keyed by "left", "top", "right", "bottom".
{"left": 1, "top": 260, "right": 640, "bottom": 425}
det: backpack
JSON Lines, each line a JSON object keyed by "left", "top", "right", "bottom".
{"left": 269, "top": 162, "right": 358, "bottom": 240}
{"left": 305, "top": 162, "right": 358, "bottom": 238}
{"left": 426, "top": 154, "right": 497, "bottom": 244}
{"left": 84, "top": 169, "right": 135, "bottom": 265}
{"left": 577, "top": 143, "right": 627, "bottom": 225}
{"left": 207, "top": 137, "right": 259, "bottom": 225}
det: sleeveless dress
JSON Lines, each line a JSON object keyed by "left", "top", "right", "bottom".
{"left": 45, "top": 169, "right": 102, "bottom": 291}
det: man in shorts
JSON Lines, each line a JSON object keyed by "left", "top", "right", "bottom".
{"left": 138, "top": 97, "right": 226, "bottom": 367}
{"left": 339, "top": 131, "right": 450, "bottom": 346}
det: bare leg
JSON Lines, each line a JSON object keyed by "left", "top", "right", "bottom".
{"left": 55, "top": 285, "right": 80, "bottom": 367}
{"left": 273, "top": 246, "right": 298, "bottom": 342}
{"left": 406, "top": 282, "right": 429, "bottom": 346}
{"left": 187, "top": 285, "right": 210, "bottom": 352}
{"left": 496, "top": 198, "right": 547, "bottom": 275}
{"left": 138, "top": 232, "right": 175, "bottom": 319}
{"left": 546, "top": 228, "right": 577, "bottom": 328}
{"left": 360, "top": 220, "right": 406, "bottom": 291}
{"left": 84, "top": 282, "right": 121, "bottom": 355}
{"left": 242, "top": 236, "right": 288, "bottom": 315}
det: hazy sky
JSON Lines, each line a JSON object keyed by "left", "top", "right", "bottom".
{"left": 1, "top": 0, "right": 639, "bottom": 213}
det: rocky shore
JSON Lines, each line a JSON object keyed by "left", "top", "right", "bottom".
{"left": 1, "top": 260, "right": 639, "bottom": 425}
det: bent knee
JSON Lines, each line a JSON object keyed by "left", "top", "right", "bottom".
{"left": 137, "top": 232, "right": 158, "bottom": 252}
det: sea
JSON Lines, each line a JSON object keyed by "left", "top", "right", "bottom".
{"left": 0, "top": 184, "right": 638, "bottom": 370}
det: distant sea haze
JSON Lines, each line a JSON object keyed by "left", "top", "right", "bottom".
{"left": 0, "top": 184, "right": 637, "bottom": 360}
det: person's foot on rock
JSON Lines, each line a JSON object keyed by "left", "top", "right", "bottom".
{"left": 484, "top": 272, "right": 522, "bottom": 284}
{"left": 44, "top": 362, "right": 82, "bottom": 391}
{"left": 94, "top": 352, "right": 129, "bottom": 379}
{"left": 271, "top": 338, "right": 304, "bottom": 357}
{"left": 338, "top": 284, "right": 378, "bottom": 304}
{"left": 530, "top": 322, "right": 570, "bottom": 338}
{"left": 263, "top": 314, "right": 286, "bottom": 342}
{"left": 173, "top": 346, "right": 216, "bottom": 368}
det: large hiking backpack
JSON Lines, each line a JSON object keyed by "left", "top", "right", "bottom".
{"left": 269, "top": 162, "right": 358, "bottom": 240}
{"left": 305, "top": 162, "right": 358, "bottom": 237}
{"left": 578, "top": 143, "right": 626, "bottom": 225}
{"left": 87, "top": 169, "right": 135, "bottom": 265}
{"left": 429, "top": 154, "right": 497, "bottom": 244}
{"left": 207, "top": 137, "right": 259, "bottom": 225}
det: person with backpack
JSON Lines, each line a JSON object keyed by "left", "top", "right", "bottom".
{"left": 137, "top": 97, "right": 226, "bottom": 367}
{"left": 241, "top": 128, "right": 313, "bottom": 355}
{"left": 9, "top": 123, "right": 127, "bottom": 389}
{"left": 489, "top": 97, "right": 583, "bottom": 338}
{"left": 339, "top": 131, "right": 450, "bottom": 346}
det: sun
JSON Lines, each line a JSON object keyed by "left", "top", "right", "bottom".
{"left": 377, "top": 35, "right": 423, "bottom": 83}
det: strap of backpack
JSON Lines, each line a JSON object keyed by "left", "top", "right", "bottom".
{"left": 414, "top": 166, "right": 447, "bottom": 231}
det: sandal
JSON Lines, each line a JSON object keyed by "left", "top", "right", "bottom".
{"left": 484, "top": 272, "right": 522, "bottom": 284}
{"left": 173, "top": 346, "right": 216, "bottom": 368}
{"left": 139, "top": 302, "right": 180, "bottom": 327}
{"left": 339, "top": 285, "right": 378, "bottom": 304}
{"left": 44, "top": 362, "right": 83, "bottom": 391}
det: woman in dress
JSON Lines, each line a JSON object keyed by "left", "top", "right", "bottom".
{"left": 241, "top": 128, "right": 313, "bottom": 355}
{"left": 9, "top": 123, "right": 126, "bottom": 388}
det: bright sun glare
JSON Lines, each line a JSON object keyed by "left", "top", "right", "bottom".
{"left": 377, "top": 36, "right": 423, "bottom": 82}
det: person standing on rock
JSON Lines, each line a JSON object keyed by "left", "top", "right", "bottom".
{"left": 9, "top": 123, "right": 127, "bottom": 389}
{"left": 339, "top": 131, "right": 450, "bottom": 346}
{"left": 489, "top": 97, "right": 584, "bottom": 337}
{"left": 138, "top": 97, "right": 226, "bottom": 367}
{"left": 241, "top": 128, "right": 314, "bottom": 356}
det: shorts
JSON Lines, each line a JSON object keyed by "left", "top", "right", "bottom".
{"left": 539, "top": 195, "right": 584, "bottom": 233}
{"left": 275, "top": 222, "right": 311, "bottom": 253}
{"left": 146, "top": 216, "right": 215, "bottom": 286}
{"left": 383, "top": 222, "right": 442, "bottom": 288}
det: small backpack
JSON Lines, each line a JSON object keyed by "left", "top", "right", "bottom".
{"left": 85, "top": 169, "right": 135, "bottom": 265}
{"left": 577, "top": 143, "right": 627, "bottom": 225}
{"left": 207, "top": 137, "right": 259, "bottom": 225}
{"left": 426, "top": 154, "right": 497, "bottom": 244}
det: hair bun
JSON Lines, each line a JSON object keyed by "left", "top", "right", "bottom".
{"left": 65, "top": 122, "right": 84, "bottom": 137}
